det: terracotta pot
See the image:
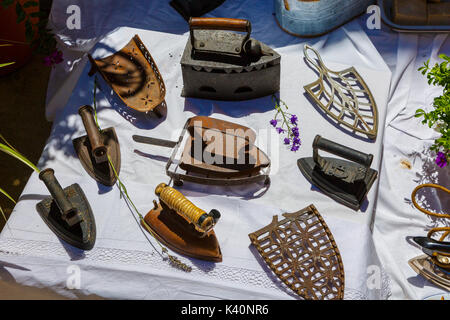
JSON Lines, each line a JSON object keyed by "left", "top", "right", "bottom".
{"left": 0, "top": 0, "right": 40, "bottom": 76}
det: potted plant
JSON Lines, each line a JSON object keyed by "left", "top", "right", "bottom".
{"left": 415, "top": 54, "right": 449, "bottom": 168}
{"left": 0, "top": 0, "right": 62, "bottom": 75}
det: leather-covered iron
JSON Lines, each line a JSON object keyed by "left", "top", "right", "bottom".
{"left": 297, "top": 135, "right": 378, "bottom": 210}
{"left": 73, "top": 105, "right": 121, "bottom": 186}
{"left": 142, "top": 183, "right": 222, "bottom": 262}
{"left": 36, "top": 168, "right": 96, "bottom": 250}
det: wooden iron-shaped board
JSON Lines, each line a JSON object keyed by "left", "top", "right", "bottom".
{"left": 249, "top": 204, "right": 345, "bottom": 300}
{"left": 88, "top": 35, "right": 166, "bottom": 113}
{"left": 179, "top": 116, "right": 270, "bottom": 177}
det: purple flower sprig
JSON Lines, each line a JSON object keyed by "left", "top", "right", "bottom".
{"left": 270, "top": 96, "right": 301, "bottom": 152}
{"left": 43, "top": 49, "right": 63, "bottom": 67}
{"left": 436, "top": 151, "right": 448, "bottom": 168}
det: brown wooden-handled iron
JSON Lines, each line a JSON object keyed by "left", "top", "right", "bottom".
{"left": 39, "top": 168, "right": 82, "bottom": 226}
{"left": 155, "top": 183, "right": 220, "bottom": 235}
{"left": 188, "top": 17, "right": 264, "bottom": 57}
{"left": 189, "top": 17, "right": 251, "bottom": 33}
{"left": 78, "top": 105, "right": 108, "bottom": 164}
{"left": 313, "top": 135, "right": 373, "bottom": 168}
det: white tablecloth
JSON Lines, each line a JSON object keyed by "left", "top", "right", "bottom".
{"left": 0, "top": 0, "right": 448, "bottom": 300}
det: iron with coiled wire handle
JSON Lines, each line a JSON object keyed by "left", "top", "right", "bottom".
{"left": 155, "top": 183, "right": 220, "bottom": 235}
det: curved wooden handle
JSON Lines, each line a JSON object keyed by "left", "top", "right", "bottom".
{"left": 189, "top": 17, "right": 251, "bottom": 33}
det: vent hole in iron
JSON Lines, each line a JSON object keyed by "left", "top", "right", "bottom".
{"left": 234, "top": 86, "right": 253, "bottom": 94}
{"left": 199, "top": 86, "right": 216, "bottom": 93}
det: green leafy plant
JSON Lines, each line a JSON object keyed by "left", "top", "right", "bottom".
{"left": 415, "top": 54, "right": 450, "bottom": 168}
{"left": 0, "top": 134, "right": 40, "bottom": 223}
{"left": 0, "top": 44, "right": 15, "bottom": 67}
{"left": 1, "top": 0, "right": 56, "bottom": 55}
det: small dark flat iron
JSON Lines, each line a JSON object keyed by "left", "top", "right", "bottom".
{"left": 73, "top": 105, "right": 121, "bottom": 186}
{"left": 180, "top": 17, "right": 281, "bottom": 100}
{"left": 143, "top": 183, "right": 222, "bottom": 262}
{"left": 36, "top": 168, "right": 96, "bottom": 250}
{"left": 133, "top": 116, "right": 271, "bottom": 186}
{"left": 297, "top": 135, "right": 378, "bottom": 210}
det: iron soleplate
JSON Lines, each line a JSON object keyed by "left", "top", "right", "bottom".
{"left": 36, "top": 183, "right": 96, "bottom": 250}
{"left": 297, "top": 157, "right": 378, "bottom": 210}
{"left": 73, "top": 127, "right": 121, "bottom": 186}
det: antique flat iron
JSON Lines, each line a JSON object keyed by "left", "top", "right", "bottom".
{"left": 180, "top": 17, "right": 281, "bottom": 100}
{"left": 36, "top": 168, "right": 96, "bottom": 250}
{"left": 143, "top": 183, "right": 222, "bottom": 262}
{"left": 133, "top": 116, "right": 271, "bottom": 186}
{"left": 170, "top": 0, "right": 226, "bottom": 21}
{"left": 249, "top": 204, "right": 345, "bottom": 300}
{"left": 88, "top": 35, "right": 166, "bottom": 117}
{"left": 297, "top": 135, "right": 378, "bottom": 210}
{"left": 409, "top": 183, "right": 450, "bottom": 289}
{"left": 72, "top": 105, "right": 121, "bottom": 186}
{"left": 303, "top": 45, "right": 378, "bottom": 140}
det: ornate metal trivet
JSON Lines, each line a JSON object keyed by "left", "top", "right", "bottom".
{"left": 303, "top": 45, "right": 378, "bottom": 140}
{"left": 248, "top": 204, "right": 345, "bottom": 300}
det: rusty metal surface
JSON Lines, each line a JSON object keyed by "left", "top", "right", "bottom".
{"left": 36, "top": 170, "right": 96, "bottom": 250}
{"left": 180, "top": 18, "right": 281, "bottom": 100}
{"left": 249, "top": 204, "right": 345, "bottom": 300}
{"left": 73, "top": 106, "right": 121, "bottom": 187}
{"left": 298, "top": 135, "right": 378, "bottom": 210}
{"left": 133, "top": 116, "right": 271, "bottom": 186}
{"left": 88, "top": 35, "right": 166, "bottom": 114}
{"left": 303, "top": 45, "right": 378, "bottom": 140}
{"left": 143, "top": 199, "right": 222, "bottom": 262}
{"left": 409, "top": 255, "right": 450, "bottom": 291}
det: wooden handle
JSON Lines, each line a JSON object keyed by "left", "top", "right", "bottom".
{"left": 189, "top": 17, "right": 251, "bottom": 33}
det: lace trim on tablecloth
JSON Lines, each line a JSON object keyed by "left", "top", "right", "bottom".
{"left": 0, "top": 238, "right": 391, "bottom": 300}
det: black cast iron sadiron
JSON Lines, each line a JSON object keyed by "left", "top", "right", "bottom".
{"left": 297, "top": 135, "right": 378, "bottom": 211}
{"left": 36, "top": 168, "right": 96, "bottom": 250}
{"left": 180, "top": 17, "right": 281, "bottom": 100}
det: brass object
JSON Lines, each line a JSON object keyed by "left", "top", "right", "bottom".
{"left": 142, "top": 183, "right": 222, "bottom": 262}
{"left": 88, "top": 35, "right": 166, "bottom": 116}
{"left": 72, "top": 105, "right": 121, "bottom": 186}
{"left": 248, "top": 204, "right": 345, "bottom": 300}
{"left": 36, "top": 168, "right": 96, "bottom": 250}
{"left": 133, "top": 116, "right": 271, "bottom": 186}
{"left": 303, "top": 45, "right": 378, "bottom": 140}
{"left": 410, "top": 184, "right": 450, "bottom": 271}
{"left": 297, "top": 135, "right": 378, "bottom": 210}
{"left": 409, "top": 255, "right": 450, "bottom": 291}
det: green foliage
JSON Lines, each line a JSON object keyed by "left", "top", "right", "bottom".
{"left": 415, "top": 54, "right": 450, "bottom": 161}
{"left": 2, "top": 0, "right": 56, "bottom": 55}
{"left": 0, "top": 135, "right": 40, "bottom": 173}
